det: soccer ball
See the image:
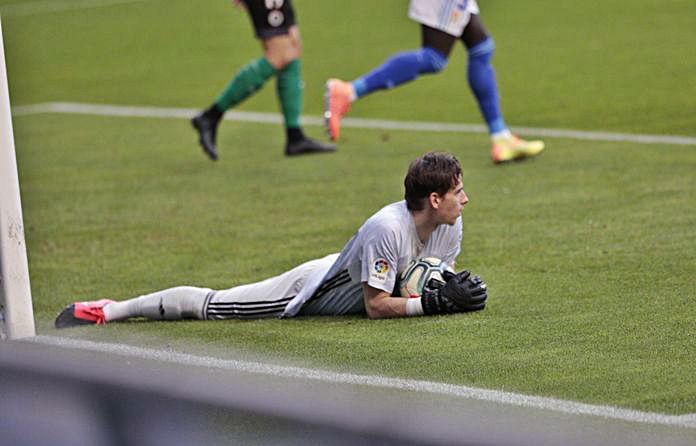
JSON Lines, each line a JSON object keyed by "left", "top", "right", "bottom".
{"left": 396, "top": 257, "right": 454, "bottom": 298}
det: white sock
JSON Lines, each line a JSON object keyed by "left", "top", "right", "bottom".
{"left": 491, "top": 129, "right": 512, "bottom": 140}
{"left": 103, "top": 300, "right": 133, "bottom": 322}
{"left": 348, "top": 84, "right": 357, "bottom": 102}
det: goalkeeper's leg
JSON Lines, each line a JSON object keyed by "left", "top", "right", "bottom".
{"left": 105, "top": 263, "right": 313, "bottom": 321}
{"left": 103, "top": 280, "right": 299, "bottom": 321}
{"left": 104, "top": 286, "right": 212, "bottom": 321}
{"left": 54, "top": 287, "right": 212, "bottom": 328}
{"left": 54, "top": 257, "right": 335, "bottom": 328}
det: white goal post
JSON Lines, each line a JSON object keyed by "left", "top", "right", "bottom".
{"left": 0, "top": 17, "right": 35, "bottom": 339}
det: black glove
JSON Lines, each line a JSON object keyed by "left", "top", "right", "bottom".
{"left": 421, "top": 270, "right": 487, "bottom": 315}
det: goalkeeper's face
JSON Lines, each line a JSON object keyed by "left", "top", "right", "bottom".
{"left": 436, "top": 176, "right": 468, "bottom": 225}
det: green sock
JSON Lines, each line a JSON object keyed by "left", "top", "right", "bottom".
{"left": 276, "top": 59, "right": 303, "bottom": 129}
{"left": 215, "top": 57, "right": 276, "bottom": 111}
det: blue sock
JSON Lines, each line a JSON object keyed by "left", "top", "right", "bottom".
{"left": 352, "top": 47, "right": 448, "bottom": 98}
{"left": 467, "top": 37, "right": 507, "bottom": 134}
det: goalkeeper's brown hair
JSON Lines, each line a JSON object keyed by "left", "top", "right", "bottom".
{"left": 404, "top": 152, "right": 462, "bottom": 211}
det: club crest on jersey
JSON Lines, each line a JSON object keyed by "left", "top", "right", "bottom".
{"left": 268, "top": 10, "right": 284, "bottom": 27}
{"left": 371, "top": 258, "right": 390, "bottom": 282}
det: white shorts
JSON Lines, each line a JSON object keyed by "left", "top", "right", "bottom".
{"left": 408, "top": 0, "right": 480, "bottom": 37}
{"left": 203, "top": 254, "right": 338, "bottom": 319}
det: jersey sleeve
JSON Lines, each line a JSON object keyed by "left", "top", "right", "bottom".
{"left": 360, "top": 227, "right": 400, "bottom": 294}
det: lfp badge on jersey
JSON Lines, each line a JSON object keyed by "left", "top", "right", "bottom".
{"left": 371, "top": 258, "right": 390, "bottom": 283}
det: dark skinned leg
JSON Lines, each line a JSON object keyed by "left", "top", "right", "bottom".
{"left": 460, "top": 14, "right": 489, "bottom": 49}
{"left": 421, "top": 24, "right": 457, "bottom": 57}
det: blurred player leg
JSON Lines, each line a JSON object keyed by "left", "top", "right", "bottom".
{"left": 324, "top": 47, "right": 449, "bottom": 141}
{"left": 192, "top": 57, "right": 276, "bottom": 161}
{"left": 462, "top": 14, "right": 544, "bottom": 163}
{"left": 325, "top": 25, "right": 454, "bottom": 141}
{"left": 324, "top": 79, "right": 353, "bottom": 142}
{"left": 490, "top": 134, "right": 545, "bottom": 163}
{"left": 273, "top": 28, "right": 335, "bottom": 156}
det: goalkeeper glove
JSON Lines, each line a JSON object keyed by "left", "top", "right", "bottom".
{"left": 421, "top": 270, "right": 487, "bottom": 315}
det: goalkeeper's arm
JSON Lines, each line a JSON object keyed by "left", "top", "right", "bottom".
{"left": 362, "top": 284, "right": 413, "bottom": 319}
{"left": 361, "top": 271, "right": 487, "bottom": 319}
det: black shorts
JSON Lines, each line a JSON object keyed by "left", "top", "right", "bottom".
{"left": 242, "top": 0, "right": 297, "bottom": 39}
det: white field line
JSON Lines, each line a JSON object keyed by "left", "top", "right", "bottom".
{"left": 30, "top": 335, "right": 696, "bottom": 429}
{"left": 0, "top": 0, "right": 147, "bottom": 17}
{"left": 12, "top": 101, "right": 696, "bottom": 146}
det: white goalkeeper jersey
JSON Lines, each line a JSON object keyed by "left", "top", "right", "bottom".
{"left": 282, "top": 200, "right": 462, "bottom": 317}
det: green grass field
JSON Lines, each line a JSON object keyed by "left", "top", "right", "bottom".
{"left": 3, "top": 0, "right": 695, "bottom": 414}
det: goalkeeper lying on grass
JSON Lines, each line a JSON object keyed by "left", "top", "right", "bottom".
{"left": 55, "top": 151, "right": 487, "bottom": 328}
